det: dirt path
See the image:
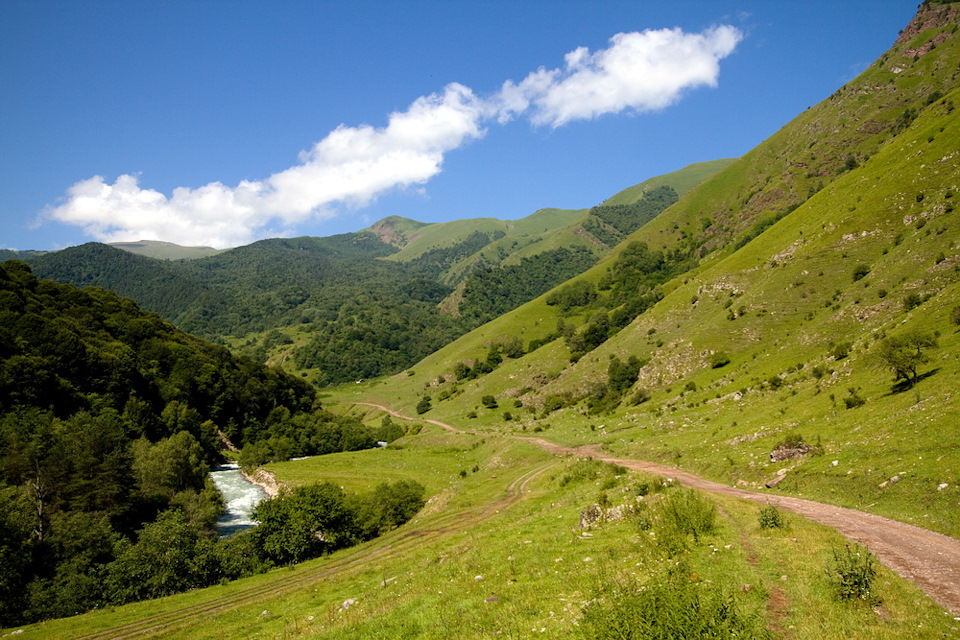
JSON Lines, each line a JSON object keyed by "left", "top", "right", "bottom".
{"left": 357, "top": 406, "right": 960, "bottom": 615}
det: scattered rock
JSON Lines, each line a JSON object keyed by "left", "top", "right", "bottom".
{"left": 340, "top": 599, "right": 356, "bottom": 610}
{"left": 258, "top": 610, "right": 271, "bottom": 618}
{"left": 770, "top": 442, "right": 815, "bottom": 462}
{"left": 766, "top": 474, "right": 786, "bottom": 488}
{"left": 938, "top": 483, "right": 949, "bottom": 491}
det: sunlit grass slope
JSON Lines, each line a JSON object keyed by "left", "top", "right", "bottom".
{"left": 334, "top": 4, "right": 960, "bottom": 538}
{"left": 18, "top": 429, "right": 958, "bottom": 639}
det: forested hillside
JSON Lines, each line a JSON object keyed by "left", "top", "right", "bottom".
{"left": 0, "top": 261, "right": 413, "bottom": 625}
{"left": 5, "top": 164, "right": 714, "bottom": 385}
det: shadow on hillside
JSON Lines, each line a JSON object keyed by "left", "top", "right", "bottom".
{"left": 887, "top": 368, "right": 940, "bottom": 395}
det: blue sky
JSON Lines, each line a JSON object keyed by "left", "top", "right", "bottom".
{"left": 1, "top": 1, "right": 917, "bottom": 250}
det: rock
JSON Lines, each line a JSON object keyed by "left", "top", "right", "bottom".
{"left": 341, "top": 599, "right": 356, "bottom": 610}
{"left": 258, "top": 610, "right": 271, "bottom": 618}
{"left": 770, "top": 442, "right": 815, "bottom": 462}
{"left": 831, "top": 460, "right": 839, "bottom": 467}
{"left": 766, "top": 474, "right": 786, "bottom": 488}
{"left": 938, "top": 483, "right": 949, "bottom": 491}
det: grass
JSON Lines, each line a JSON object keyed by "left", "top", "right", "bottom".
{"left": 10, "top": 10, "right": 960, "bottom": 637}
{"left": 12, "top": 428, "right": 959, "bottom": 638}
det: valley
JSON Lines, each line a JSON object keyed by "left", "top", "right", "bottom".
{"left": 2, "top": 2, "right": 960, "bottom": 637}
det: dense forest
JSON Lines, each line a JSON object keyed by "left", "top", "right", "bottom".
{"left": 581, "top": 185, "right": 679, "bottom": 246}
{"left": 3, "top": 184, "right": 680, "bottom": 385}
{"left": 0, "top": 261, "right": 417, "bottom": 625}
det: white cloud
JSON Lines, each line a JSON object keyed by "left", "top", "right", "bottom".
{"left": 46, "top": 83, "right": 486, "bottom": 248}
{"left": 46, "top": 27, "right": 740, "bottom": 248}
{"left": 501, "top": 26, "right": 742, "bottom": 127}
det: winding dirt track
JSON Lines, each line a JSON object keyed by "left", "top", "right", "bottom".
{"left": 69, "top": 404, "right": 960, "bottom": 637}
{"left": 357, "top": 403, "right": 960, "bottom": 615}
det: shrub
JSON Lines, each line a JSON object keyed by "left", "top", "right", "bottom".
{"left": 415, "top": 396, "right": 432, "bottom": 415}
{"left": 829, "top": 341, "right": 852, "bottom": 360}
{"left": 843, "top": 387, "right": 866, "bottom": 409}
{"left": 852, "top": 263, "right": 870, "bottom": 281}
{"left": 480, "top": 395, "right": 498, "bottom": 409}
{"left": 831, "top": 544, "right": 878, "bottom": 603}
{"left": 710, "top": 351, "right": 731, "bottom": 368}
{"left": 903, "top": 292, "right": 923, "bottom": 311}
{"left": 629, "top": 388, "right": 651, "bottom": 405}
{"left": 578, "top": 562, "right": 769, "bottom": 640}
{"left": 657, "top": 488, "right": 717, "bottom": 545}
{"left": 951, "top": 305, "right": 960, "bottom": 326}
{"left": 758, "top": 504, "right": 786, "bottom": 529}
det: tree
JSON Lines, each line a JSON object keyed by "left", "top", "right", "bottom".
{"left": 132, "top": 431, "right": 208, "bottom": 502}
{"left": 251, "top": 482, "right": 357, "bottom": 565}
{"left": 416, "top": 396, "right": 432, "bottom": 415}
{"left": 877, "top": 329, "right": 938, "bottom": 387}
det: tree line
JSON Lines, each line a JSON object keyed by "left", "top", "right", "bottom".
{"left": 0, "top": 261, "right": 418, "bottom": 625}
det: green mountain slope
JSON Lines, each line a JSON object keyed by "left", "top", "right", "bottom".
{"left": 9, "top": 161, "right": 724, "bottom": 387}
{"left": 7, "top": 5, "right": 960, "bottom": 637}
{"left": 109, "top": 240, "right": 224, "bottom": 260}
{"left": 340, "top": 1, "right": 960, "bottom": 540}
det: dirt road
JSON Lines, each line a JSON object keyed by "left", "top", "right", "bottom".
{"left": 355, "top": 404, "right": 960, "bottom": 615}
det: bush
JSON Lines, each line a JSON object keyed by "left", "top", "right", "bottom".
{"left": 578, "top": 563, "right": 770, "bottom": 639}
{"left": 951, "top": 305, "right": 960, "bottom": 326}
{"left": 758, "top": 504, "right": 786, "bottom": 529}
{"left": 903, "top": 292, "right": 923, "bottom": 311}
{"left": 852, "top": 263, "right": 870, "bottom": 282}
{"left": 831, "top": 544, "right": 878, "bottom": 603}
{"left": 829, "top": 341, "right": 852, "bottom": 360}
{"left": 657, "top": 488, "right": 717, "bottom": 547}
{"left": 710, "top": 351, "right": 731, "bottom": 368}
{"left": 480, "top": 394, "right": 498, "bottom": 409}
{"left": 415, "top": 396, "right": 432, "bottom": 415}
{"left": 629, "top": 388, "right": 651, "bottom": 405}
{"left": 843, "top": 388, "right": 866, "bottom": 409}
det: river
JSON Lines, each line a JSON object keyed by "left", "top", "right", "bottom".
{"left": 210, "top": 463, "right": 268, "bottom": 537}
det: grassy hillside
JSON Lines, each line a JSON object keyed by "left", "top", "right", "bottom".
{"left": 332, "top": 2, "right": 960, "bottom": 541}
{"left": 109, "top": 240, "right": 224, "bottom": 260}
{"left": 15, "top": 428, "right": 959, "bottom": 638}
{"left": 6, "top": 5, "right": 960, "bottom": 637}
{"left": 601, "top": 158, "right": 736, "bottom": 206}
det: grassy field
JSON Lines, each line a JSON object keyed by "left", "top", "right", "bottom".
{"left": 13, "top": 426, "right": 959, "bottom": 638}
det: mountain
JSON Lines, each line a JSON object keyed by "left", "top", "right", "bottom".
{"left": 109, "top": 240, "right": 224, "bottom": 260}
{"left": 7, "top": 3, "right": 960, "bottom": 637}
{"left": 339, "top": 0, "right": 960, "bottom": 542}
{"left": 6, "top": 162, "right": 727, "bottom": 386}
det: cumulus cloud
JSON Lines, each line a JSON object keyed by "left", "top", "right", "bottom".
{"left": 497, "top": 26, "right": 742, "bottom": 127}
{"left": 46, "top": 26, "right": 740, "bottom": 248}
